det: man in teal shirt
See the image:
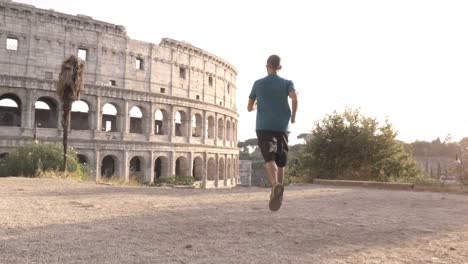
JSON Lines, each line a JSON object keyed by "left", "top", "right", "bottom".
{"left": 248, "top": 55, "right": 298, "bottom": 211}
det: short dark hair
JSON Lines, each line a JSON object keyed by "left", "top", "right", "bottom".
{"left": 267, "top": 55, "right": 281, "bottom": 70}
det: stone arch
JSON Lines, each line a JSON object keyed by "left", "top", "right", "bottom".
{"left": 217, "top": 117, "right": 224, "bottom": 140}
{"left": 77, "top": 154, "right": 88, "bottom": 165}
{"left": 218, "top": 157, "right": 225, "bottom": 181}
{"left": 154, "top": 109, "right": 169, "bottom": 135}
{"left": 192, "top": 113, "right": 203, "bottom": 137}
{"left": 207, "top": 157, "right": 216, "bottom": 180}
{"left": 193, "top": 156, "right": 203, "bottom": 181}
{"left": 175, "top": 156, "right": 188, "bottom": 176}
{"left": 0, "top": 152, "right": 9, "bottom": 164}
{"left": 129, "top": 156, "right": 145, "bottom": 182}
{"left": 34, "top": 97, "right": 58, "bottom": 128}
{"left": 154, "top": 155, "right": 169, "bottom": 179}
{"left": 71, "top": 100, "right": 90, "bottom": 130}
{"left": 207, "top": 115, "right": 215, "bottom": 139}
{"left": 226, "top": 120, "right": 231, "bottom": 141}
{"left": 101, "top": 155, "right": 117, "bottom": 178}
{"left": 102, "top": 103, "right": 119, "bottom": 132}
{"left": 0, "top": 93, "right": 21, "bottom": 127}
{"left": 129, "top": 106, "right": 144, "bottom": 134}
{"left": 175, "top": 110, "right": 188, "bottom": 137}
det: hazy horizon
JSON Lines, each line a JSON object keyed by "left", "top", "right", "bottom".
{"left": 10, "top": 0, "right": 468, "bottom": 145}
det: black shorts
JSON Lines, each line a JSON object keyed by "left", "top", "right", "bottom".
{"left": 256, "top": 130, "right": 289, "bottom": 167}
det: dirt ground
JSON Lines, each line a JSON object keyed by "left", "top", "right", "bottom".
{"left": 0, "top": 178, "right": 467, "bottom": 264}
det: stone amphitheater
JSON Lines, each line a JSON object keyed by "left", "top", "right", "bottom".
{"left": 0, "top": 0, "right": 239, "bottom": 187}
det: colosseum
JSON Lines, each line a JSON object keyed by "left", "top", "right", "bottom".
{"left": 0, "top": 0, "right": 239, "bottom": 187}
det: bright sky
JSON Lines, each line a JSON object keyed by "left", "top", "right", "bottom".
{"left": 13, "top": 0, "right": 468, "bottom": 144}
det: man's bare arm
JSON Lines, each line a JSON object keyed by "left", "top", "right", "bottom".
{"left": 289, "top": 91, "right": 298, "bottom": 123}
{"left": 247, "top": 99, "right": 256, "bottom": 112}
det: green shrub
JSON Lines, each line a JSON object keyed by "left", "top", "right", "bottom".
{"left": 155, "top": 176, "right": 175, "bottom": 184}
{"left": 0, "top": 142, "right": 82, "bottom": 177}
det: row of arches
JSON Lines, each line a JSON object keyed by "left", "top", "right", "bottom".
{"left": 0, "top": 150, "right": 239, "bottom": 185}
{"left": 0, "top": 93, "right": 237, "bottom": 142}
{"left": 96, "top": 154, "right": 238, "bottom": 184}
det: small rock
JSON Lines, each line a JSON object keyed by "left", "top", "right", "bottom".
{"left": 449, "top": 247, "right": 456, "bottom": 251}
{"left": 185, "top": 244, "right": 192, "bottom": 249}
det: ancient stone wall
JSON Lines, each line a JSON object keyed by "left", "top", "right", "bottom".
{"left": 0, "top": 0, "right": 239, "bottom": 187}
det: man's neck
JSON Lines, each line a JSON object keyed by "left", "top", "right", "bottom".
{"left": 267, "top": 70, "right": 277, "bottom": 75}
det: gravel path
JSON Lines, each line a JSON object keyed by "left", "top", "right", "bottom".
{"left": 1, "top": 177, "right": 467, "bottom": 264}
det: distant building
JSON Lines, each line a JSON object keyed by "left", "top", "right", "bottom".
{"left": 0, "top": 0, "right": 239, "bottom": 187}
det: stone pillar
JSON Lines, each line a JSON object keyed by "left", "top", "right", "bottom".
{"left": 94, "top": 96, "right": 102, "bottom": 132}
{"left": 148, "top": 103, "right": 155, "bottom": 139}
{"left": 214, "top": 113, "right": 218, "bottom": 145}
{"left": 202, "top": 110, "right": 207, "bottom": 144}
{"left": 94, "top": 149, "right": 101, "bottom": 181}
{"left": 224, "top": 154, "right": 228, "bottom": 186}
{"left": 149, "top": 151, "right": 155, "bottom": 184}
{"left": 22, "top": 90, "right": 33, "bottom": 129}
{"left": 169, "top": 151, "right": 175, "bottom": 176}
{"left": 202, "top": 151, "right": 208, "bottom": 186}
{"left": 123, "top": 101, "right": 130, "bottom": 134}
{"left": 215, "top": 153, "right": 219, "bottom": 187}
{"left": 188, "top": 108, "right": 192, "bottom": 144}
{"left": 223, "top": 117, "right": 226, "bottom": 147}
{"left": 188, "top": 151, "right": 194, "bottom": 177}
{"left": 168, "top": 106, "right": 174, "bottom": 142}
{"left": 123, "top": 150, "right": 129, "bottom": 182}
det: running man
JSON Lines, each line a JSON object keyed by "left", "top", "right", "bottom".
{"left": 247, "top": 55, "right": 298, "bottom": 211}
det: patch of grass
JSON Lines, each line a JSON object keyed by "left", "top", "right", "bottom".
{"left": 154, "top": 176, "right": 195, "bottom": 186}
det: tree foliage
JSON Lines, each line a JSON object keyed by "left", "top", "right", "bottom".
{"left": 410, "top": 138, "right": 459, "bottom": 157}
{"left": 300, "top": 109, "right": 421, "bottom": 181}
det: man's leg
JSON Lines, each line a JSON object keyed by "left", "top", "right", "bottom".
{"left": 277, "top": 166, "right": 285, "bottom": 185}
{"left": 264, "top": 160, "right": 278, "bottom": 186}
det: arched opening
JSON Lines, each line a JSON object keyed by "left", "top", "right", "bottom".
{"left": 217, "top": 118, "right": 224, "bottom": 140}
{"left": 101, "top": 155, "right": 116, "bottom": 178}
{"left": 175, "top": 111, "right": 187, "bottom": 137}
{"left": 175, "top": 156, "right": 188, "bottom": 176}
{"left": 226, "top": 120, "right": 231, "bottom": 141}
{"left": 34, "top": 97, "right": 58, "bottom": 128}
{"left": 130, "top": 106, "right": 144, "bottom": 134}
{"left": 218, "top": 158, "right": 225, "bottom": 181}
{"left": 154, "top": 156, "right": 169, "bottom": 180}
{"left": 0, "top": 152, "right": 9, "bottom": 164}
{"left": 77, "top": 154, "right": 88, "bottom": 165}
{"left": 129, "top": 156, "right": 143, "bottom": 182}
{"left": 207, "top": 158, "right": 216, "bottom": 180}
{"left": 154, "top": 109, "right": 168, "bottom": 135}
{"left": 0, "top": 94, "right": 21, "bottom": 127}
{"left": 102, "top": 103, "right": 118, "bottom": 132}
{"left": 207, "top": 116, "right": 215, "bottom": 139}
{"left": 193, "top": 157, "right": 203, "bottom": 181}
{"left": 71, "top": 100, "right": 90, "bottom": 130}
{"left": 192, "top": 114, "right": 203, "bottom": 137}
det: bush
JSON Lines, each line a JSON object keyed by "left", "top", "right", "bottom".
{"left": 0, "top": 142, "right": 83, "bottom": 177}
{"left": 300, "top": 109, "right": 422, "bottom": 182}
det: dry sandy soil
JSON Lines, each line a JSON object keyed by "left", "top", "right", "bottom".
{"left": 0, "top": 178, "right": 467, "bottom": 264}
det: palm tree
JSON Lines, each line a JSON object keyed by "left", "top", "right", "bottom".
{"left": 56, "top": 55, "right": 84, "bottom": 172}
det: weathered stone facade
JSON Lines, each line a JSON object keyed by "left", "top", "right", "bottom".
{"left": 0, "top": 0, "right": 239, "bottom": 187}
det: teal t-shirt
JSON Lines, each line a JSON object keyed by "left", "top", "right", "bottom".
{"left": 249, "top": 74, "right": 295, "bottom": 132}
